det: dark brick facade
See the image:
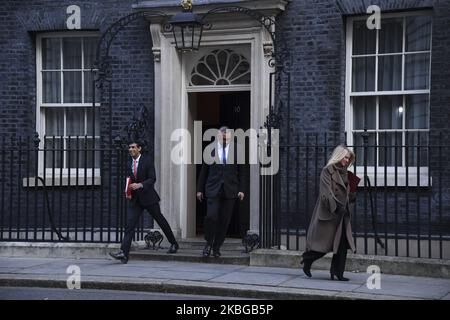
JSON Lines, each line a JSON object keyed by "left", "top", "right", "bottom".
{"left": 0, "top": 0, "right": 449, "bottom": 251}
{"left": 0, "top": 0, "right": 155, "bottom": 150}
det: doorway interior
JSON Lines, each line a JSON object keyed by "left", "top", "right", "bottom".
{"left": 189, "top": 91, "right": 251, "bottom": 238}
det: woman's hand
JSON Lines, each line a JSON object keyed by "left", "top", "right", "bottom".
{"left": 349, "top": 192, "right": 356, "bottom": 203}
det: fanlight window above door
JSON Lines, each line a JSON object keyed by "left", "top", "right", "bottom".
{"left": 189, "top": 49, "right": 251, "bottom": 86}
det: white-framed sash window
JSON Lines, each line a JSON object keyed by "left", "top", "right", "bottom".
{"left": 35, "top": 32, "right": 101, "bottom": 183}
{"left": 345, "top": 11, "right": 432, "bottom": 185}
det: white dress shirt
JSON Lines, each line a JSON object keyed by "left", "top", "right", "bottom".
{"left": 131, "top": 154, "right": 141, "bottom": 176}
{"left": 217, "top": 143, "right": 229, "bottom": 164}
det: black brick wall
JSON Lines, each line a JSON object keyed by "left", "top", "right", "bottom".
{"left": 1, "top": 0, "right": 449, "bottom": 247}
{"left": 0, "top": 0, "right": 155, "bottom": 153}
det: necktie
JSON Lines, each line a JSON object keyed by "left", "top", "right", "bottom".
{"left": 222, "top": 147, "right": 227, "bottom": 165}
{"left": 133, "top": 159, "right": 137, "bottom": 178}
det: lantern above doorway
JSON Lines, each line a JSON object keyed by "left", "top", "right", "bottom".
{"left": 169, "top": 0, "right": 204, "bottom": 52}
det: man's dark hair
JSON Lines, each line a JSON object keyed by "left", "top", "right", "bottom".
{"left": 128, "top": 140, "right": 142, "bottom": 148}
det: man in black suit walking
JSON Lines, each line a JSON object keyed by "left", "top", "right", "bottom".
{"left": 110, "top": 141, "right": 179, "bottom": 264}
{"left": 196, "top": 127, "right": 247, "bottom": 258}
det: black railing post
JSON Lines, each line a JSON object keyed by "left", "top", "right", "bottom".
{"left": 33, "top": 133, "right": 40, "bottom": 241}
{"left": 405, "top": 130, "right": 410, "bottom": 257}
{"left": 416, "top": 131, "right": 421, "bottom": 257}
{"left": 9, "top": 135, "right": 14, "bottom": 240}
{"left": 75, "top": 135, "right": 80, "bottom": 241}
{"left": 394, "top": 131, "right": 399, "bottom": 256}
{"left": 25, "top": 136, "right": 30, "bottom": 241}
{"left": 438, "top": 133, "right": 442, "bottom": 259}
{"left": 17, "top": 136, "right": 23, "bottom": 240}
{"left": 383, "top": 132, "right": 388, "bottom": 255}
{"left": 83, "top": 134, "right": 88, "bottom": 242}
{"left": 0, "top": 136, "right": 4, "bottom": 241}
{"left": 43, "top": 135, "right": 49, "bottom": 241}
{"left": 362, "top": 128, "right": 369, "bottom": 254}
{"left": 67, "top": 136, "right": 72, "bottom": 241}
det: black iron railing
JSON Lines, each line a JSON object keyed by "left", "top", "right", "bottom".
{"left": 260, "top": 130, "right": 450, "bottom": 259}
{"left": 0, "top": 134, "right": 154, "bottom": 243}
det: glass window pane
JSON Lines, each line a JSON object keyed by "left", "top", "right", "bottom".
{"left": 44, "top": 137, "right": 63, "bottom": 168}
{"left": 352, "top": 57, "right": 375, "bottom": 92}
{"left": 406, "top": 16, "right": 432, "bottom": 52}
{"left": 73, "top": 137, "right": 88, "bottom": 168}
{"left": 405, "top": 53, "right": 430, "bottom": 90}
{"left": 189, "top": 24, "right": 201, "bottom": 50}
{"left": 353, "top": 132, "right": 376, "bottom": 166}
{"left": 63, "top": 38, "right": 82, "bottom": 69}
{"left": 42, "top": 71, "right": 61, "bottom": 103}
{"left": 83, "top": 37, "right": 99, "bottom": 69}
{"left": 45, "top": 108, "right": 64, "bottom": 136}
{"left": 42, "top": 38, "right": 61, "bottom": 69}
{"left": 379, "top": 95, "right": 403, "bottom": 129}
{"left": 378, "top": 55, "right": 402, "bottom": 91}
{"left": 63, "top": 71, "right": 82, "bottom": 103}
{"left": 205, "top": 53, "right": 220, "bottom": 79}
{"left": 86, "top": 107, "right": 100, "bottom": 136}
{"left": 85, "top": 138, "right": 101, "bottom": 168}
{"left": 225, "top": 53, "right": 240, "bottom": 78}
{"left": 352, "top": 20, "right": 376, "bottom": 55}
{"left": 218, "top": 50, "right": 228, "bottom": 76}
{"left": 196, "top": 62, "right": 215, "bottom": 82}
{"left": 230, "top": 61, "right": 250, "bottom": 84}
{"left": 191, "top": 74, "right": 214, "bottom": 86}
{"left": 66, "top": 108, "right": 85, "bottom": 136}
{"left": 379, "top": 132, "right": 402, "bottom": 167}
{"left": 67, "top": 137, "right": 94, "bottom": 169}
{"left": 84, "top": 71, "right": 99, "bottom": 103}
{"left": 406, "top": 94, "right": 429, "bottom": 129}
{"left": 379, "top": 18, "right": 403, "bottom": 53}
{"left": 406, "top": 132, "right": 428, "bottom": 167}
{"left": 352, "top": 96, "right": 376, "bottom": 130}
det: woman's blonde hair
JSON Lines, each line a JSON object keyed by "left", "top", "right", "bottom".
{"left": 326, "top": 145, "right": 355, "bottom": 167}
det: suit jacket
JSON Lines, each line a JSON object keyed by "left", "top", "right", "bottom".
{"left": 128, "top": 153, "right": 160, "bottom": 207}
{"left": 197, "top": 141, "right": 247, "bottom": 199}
{"left": 305, "top": 164, "right": 356, "bottom": 254}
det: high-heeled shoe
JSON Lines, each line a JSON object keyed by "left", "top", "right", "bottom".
{"left": 330, "top": 272, "right": 349, "bottom": 281}
{"left": 300, "top": 259, "right": 312, "bottom": 278}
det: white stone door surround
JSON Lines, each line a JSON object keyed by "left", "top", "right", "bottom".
{"left": 145, "top": 1, "right": 288, "bottom": 239}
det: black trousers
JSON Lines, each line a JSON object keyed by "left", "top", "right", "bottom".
{"left": 204, "top": 192, "right": 236, "bottom": 250}
{"left": 121, "top": 201, "right": 177, "bottom": 257}
{"left": 302, "top": 222, "right": 349, "bottom": 276}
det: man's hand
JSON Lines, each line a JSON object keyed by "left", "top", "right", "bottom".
{"left": 238, "top": 192, "right": 245, "bottom": 201}
{"left": 197, "top": 192, "right": 204, "bottom": 202}
{"left": 129, "top": 183, "right": 143, "bottom": 190}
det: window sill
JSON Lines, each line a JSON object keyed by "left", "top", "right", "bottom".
{"left": 354, "top": 168, "right": 431, "bottom": 187}
{"left": 22, "top": 176, "right": 102, "bottom": 187}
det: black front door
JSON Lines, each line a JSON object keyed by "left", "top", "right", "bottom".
{"left": 195, "top": 91, "right": 250, "bottom": 238}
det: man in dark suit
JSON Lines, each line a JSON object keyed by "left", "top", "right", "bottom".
{"left": 196, "top": 127, "right": 247, "bottom": 258}
{"left": 110, "top": 140, "right": 179, "bottom": 264}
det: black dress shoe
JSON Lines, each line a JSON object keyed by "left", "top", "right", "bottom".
{"left": 109, "top": 251, "right": 128, "bottom": 264}
{"left": 202, "top": 245, "right": 211, "bottom": 257}
{"left": 167, "top": 243, "right": 179, "bottom": 254}
{"left": 330, "top": 272, "right": 349, "bottom": 281}
{"left": 301, "top": 259, "right": 312, "bottom": 278}
{"left": 212, "top": 249, "right": 221, "bottom": 258}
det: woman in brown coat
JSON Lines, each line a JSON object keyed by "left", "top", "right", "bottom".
{"left": 301, "top": 145, "right": 356, "bottom": 281}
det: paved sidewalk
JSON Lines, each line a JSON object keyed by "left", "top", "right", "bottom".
{"left": 0, "top": 257, "right": 449, "bottom": 300}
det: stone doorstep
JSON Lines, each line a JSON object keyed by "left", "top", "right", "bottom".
{"left": 250, "top": 249, "right": 450, "bottom": 279}
{"left": 130, "top": 248, "right": 250, "bottom": 265}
